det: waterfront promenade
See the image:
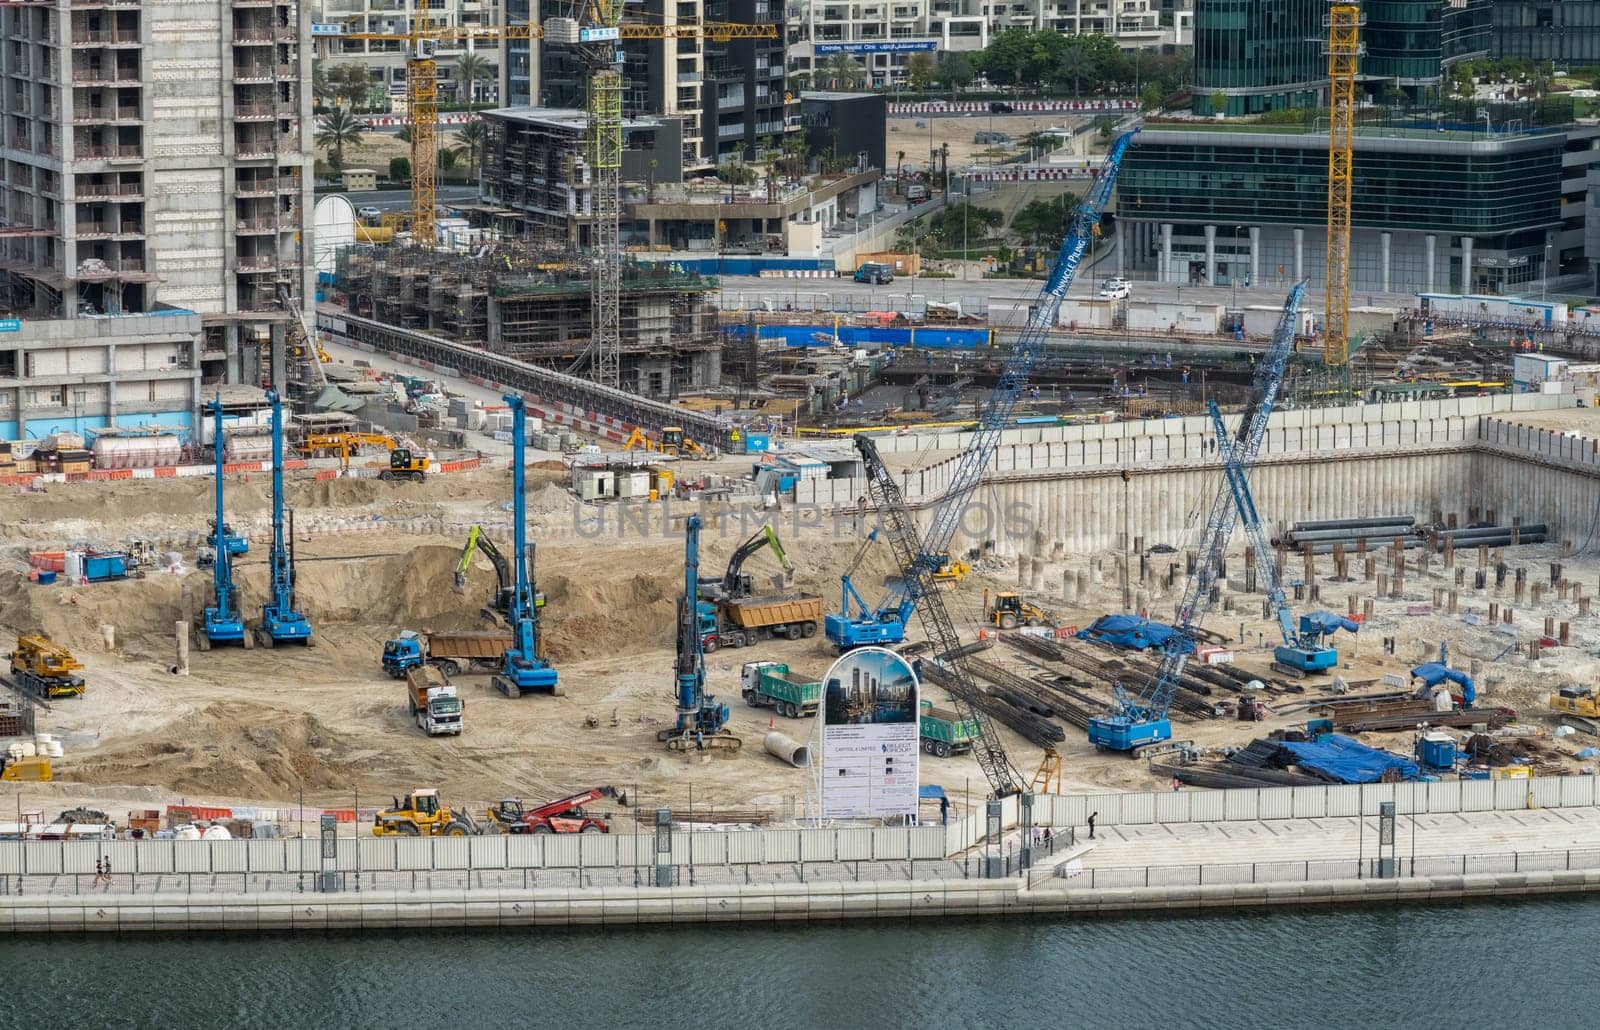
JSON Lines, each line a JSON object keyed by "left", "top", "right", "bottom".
{"left": 7, "top": 802, "right": 1600, "bottom": 931}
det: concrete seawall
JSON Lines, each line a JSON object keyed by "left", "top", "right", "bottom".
{"left": 8, "top": 870, "right": 1599, "bottom": 933}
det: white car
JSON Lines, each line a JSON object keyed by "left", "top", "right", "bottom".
{"left": 1098, "top": 277, "right": 1132, "bottom": 299}
{"left": 357, "top": 206, "right": 383, "bottom": 222}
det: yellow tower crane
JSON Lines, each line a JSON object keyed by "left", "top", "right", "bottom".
{"left": 1324, "top": 2, "right": 1364, "bottom": 367}
{"left": 338, "top": 10, "right": 778, "bottom": 387}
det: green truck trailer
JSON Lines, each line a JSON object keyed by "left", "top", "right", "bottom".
{"left": 740, "top": 661, "right": 821, "bottom": 718}
{"left": 920, "top": 700, "right": 978, "bottom": 757}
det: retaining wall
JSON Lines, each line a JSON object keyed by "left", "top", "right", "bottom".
{"left": 6, "top": 869, "right": 1599, "bottom": 933}
{"left": 795, "top": 393, "right": 1580, "bottom": 554}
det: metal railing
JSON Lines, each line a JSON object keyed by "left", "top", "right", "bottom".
{"left": 1055, "top": 847, "right": 1600, "bottom": 890}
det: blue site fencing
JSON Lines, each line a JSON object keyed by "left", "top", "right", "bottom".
{"left": 637, "top": 256, "right": 837, "bottom": 276}
{"left": 723, "top": 324, "right": 993, "bottom": 349}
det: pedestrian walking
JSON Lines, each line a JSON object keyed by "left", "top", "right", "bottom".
{"left": 1172, "top": 775, "right": 1182, "bottom": 792}
{"left": 938, "top": 795, "right": 949, "bottom": 826}
{"left": 1087, "top": 811, "right": 1098, "bottom": 840}
{"left": 102, "top": 855, "right": 112, "bottom": 888}
{"left": 94, "top": 858, "right": 103, "bottom": 885}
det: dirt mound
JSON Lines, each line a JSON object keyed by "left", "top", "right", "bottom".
{"left": 540, "top": 565, "right": 679, "bottom": 661}
{"left": 261, "top": 544, "right": 497, "bottom": 631}
{"left": 66, "top": 701, "right": 362, "bottom": 797}
{"left": 288, "top": 477, "right": 386, "bottom": 508}
{"left": 0, "top": 569, "right": 195, "bottom": 658}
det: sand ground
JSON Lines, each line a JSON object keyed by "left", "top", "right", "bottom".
{"left": 7, "top": 449, "right": 1596, "bottom": 834}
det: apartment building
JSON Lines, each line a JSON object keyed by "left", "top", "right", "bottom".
{"left": 312, "top": 0, "right": 501, "bottom": 105}
{"left": 501, "top": 0, "right": 788, "bottom": 171}
{"left": 786, "top": 0, "right": 1193, "bottom": 87}
{"left": 0, "top": 0, "right": 314, "bottom": 402}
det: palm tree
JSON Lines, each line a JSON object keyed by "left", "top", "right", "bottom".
{"left": 438, "top": 145, "right": 463, "bottom": 179}
{"left": 822, "top": 53, "right": 866, "bottom": 91}
{"left": 456, "top": 119, "right": 486, "bottom": 177}
{"left": 1057, "top": 48, "right": 1092, "bottom": 98}
{"left": 315, "top": 107, "right": 365, "bottom": 174}
{"left": 895, "top": 149, "right": 905, "bottom": 183}
{"left": 453, "top": 51, "right": 493, "bottom": 107}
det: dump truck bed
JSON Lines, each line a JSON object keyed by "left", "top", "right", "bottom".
{"left": 425, "top": 631, "right": 513, "bottom": 659}
{"left": 721, "top": 593, "right": 823, "bottom": 629}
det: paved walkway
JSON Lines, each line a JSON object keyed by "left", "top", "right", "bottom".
{"left": 1079, "top": 807, "right": 1600, "bottom": 870}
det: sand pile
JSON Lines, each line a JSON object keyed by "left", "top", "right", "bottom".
{"left": 540, "top": 565, "right": 679, "bottom": 661}
{"left": 0, "top": 569, "right": 194, "bottom": 658}
{"left": 66, "top": 700, "right": 362, "bottom": 797}
{"left": 240, "top": 544, "right": 494, "bottom": 631}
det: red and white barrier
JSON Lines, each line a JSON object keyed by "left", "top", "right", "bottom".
{"left": 890, "top": 99, "right": 1136, "bottom": 115}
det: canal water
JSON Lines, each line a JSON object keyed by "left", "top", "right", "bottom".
{"left": 2, "top": 899, "right": 1587, "bottom": 1028}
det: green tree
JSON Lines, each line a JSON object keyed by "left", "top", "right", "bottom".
{"left": 905, "top": 52, "right": 936, "bottom": 92}
{"left": 936, "top": 51, "right": 974, "bottom": 95}
{"left": 1021, "top": 130, "right": 1063, "bottom": 154}
{"left": 1009, "top": 193, "right": 1078, "bottom": 249}
{"left": 312, "top": 62, "right": 333, "bottom": 109}
{"left": 314, "top": 106, "right": 365, "bottom": 173}
{"left": 456, "top": 118, "right": 486, "bottom": 177}
{"left": 895, "top": 148, "right": 906, "bottom": 181}
{"left": 1208, "top": 90, "right": 1229, "bottom": 116}
{"left": 453, "top": 51, "right": 493, "bottom": 107}
{"left": 977, "top": 29, "right": 1066, "bottom": 86}
{"left": 1055, "top": 45, "right": 1094, "bottom": 97}
{"left": 389, "top": 156, "right": 411, "bottom": 183}
{"left": 331, "top": 64, "right": 373, "bottom": 110}
{"left": 438, "top": 145, "right": 462, "bottom": 177}
{"left": 927, "top": 202, "right": 1002, "bottom": 248}
{"left": 1140, "top": 81, "right": 1165, "bottom": 111}
{"left": 822, "top": 52, "right": 866, "bottom": 90}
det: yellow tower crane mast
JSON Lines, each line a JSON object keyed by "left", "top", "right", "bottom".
{"left": 1324, "top": 2, "right": 1364, "bottom": 367}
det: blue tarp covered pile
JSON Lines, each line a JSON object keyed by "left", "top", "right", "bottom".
{"left": 1280, "top": 734, "right": 1418, "bottom": 784}
{"left": 1303, "top": 610, "right": 1360, "bottom": 636}
{"left": 1076, "top": 615, "right": 1192, "bottom": 653}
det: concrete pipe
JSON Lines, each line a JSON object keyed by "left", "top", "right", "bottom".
{"left": 764, "top": 731, "right": 810, "bottom": 767}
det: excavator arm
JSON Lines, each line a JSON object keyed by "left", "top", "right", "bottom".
{"left": 454, "top": 526, "right": 482, "bottom": 592}
{"left": 721, "top": 524, "right": 795, "bottom": 598}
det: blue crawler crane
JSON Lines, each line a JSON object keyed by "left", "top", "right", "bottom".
{"left": 1089, "top": 282, "right": 1310, "bottom": 754}
{"left": 825, "top": 130, "right": 1139, "bottom": 652}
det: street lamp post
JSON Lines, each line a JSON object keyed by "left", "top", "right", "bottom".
{"left": 1543, "top": 240, "right": 1553, "bottom": 301}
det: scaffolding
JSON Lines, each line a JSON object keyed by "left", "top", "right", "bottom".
{"left": 332, "top": 242, "right": 722, "bottom": 397}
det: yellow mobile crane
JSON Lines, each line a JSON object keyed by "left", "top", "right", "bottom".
{"left": 338, "top": 7, "right": 776, "bottom": 386}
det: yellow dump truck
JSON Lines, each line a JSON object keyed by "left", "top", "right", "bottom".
{"left": 706, "top": 593, "right": 823, "bottom": 649}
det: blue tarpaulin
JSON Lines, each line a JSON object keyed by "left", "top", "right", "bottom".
{"left": 1412, "top": 662, "right": 1475, "bottom": 705}
{"left": 722, "top": 324, "right": 992, "bottom": 350}
{"left": 918, "top": 785, "right": 948, "bottom": 801}
{"left": 1281, "top": 734, "right": 1419, "bottom": 784}
{"left": 1076, "top": 615, "right": 1192, "bottom": 653}
{"left": 1303, "top": 610, "right": 1360, "bottom": 635}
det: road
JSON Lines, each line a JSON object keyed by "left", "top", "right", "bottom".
{"left": 334, "top": 186, "right": 480, "bottom": 214}
{"left": 716, "top": 273, "right": 1420, "bottom": 317}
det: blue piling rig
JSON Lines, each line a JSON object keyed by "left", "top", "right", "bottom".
{"left": 492, "top": 394, "right": 558, "bottom": 698}
{"left": 257, "top": 389, "right": 312, "bottom": 647}
{"left": 202, "top": 393, "right": 246, "bottom": 647}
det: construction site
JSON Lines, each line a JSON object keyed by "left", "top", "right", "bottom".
{"left": 3, "top": 107, "right": 1600, "bottom": 848}
{"left": 330, "top": 243, "right": 723, "bottom": 399}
